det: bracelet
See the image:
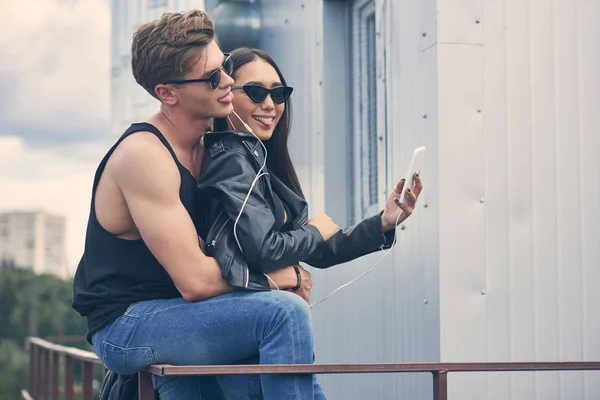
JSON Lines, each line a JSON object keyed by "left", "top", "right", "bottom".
{"left": 291, "top": 265, "right": 302, "bottom": 291}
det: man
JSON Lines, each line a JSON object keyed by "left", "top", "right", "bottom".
{"left": 73, "top": 9, "right": 320, "bottom": 399}
{"left": 73, "top": 9, "right": 421, "bottom": 400}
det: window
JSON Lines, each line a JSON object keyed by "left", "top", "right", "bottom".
{"left": 349, "top": 0, "right": 387, "bottom": 224}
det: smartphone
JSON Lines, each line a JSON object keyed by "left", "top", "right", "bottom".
{"left": 399, "top": 146, "right": 426, "bottom": 203}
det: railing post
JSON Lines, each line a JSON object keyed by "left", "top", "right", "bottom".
{"left": 432, "top": 370, "right": 448, "bottom": 400}
{"left": 138, "top": 371, "right": 155, "bottom": 400}
{"left": 28, "top": 342, "right": 37, "bottom": 398}
{"left": 42, "top": 348, "right": 50, "bottom": 399}
{"left": 82, "top": 360, "right": 94, "bottom": 400}
{"left": 51, "top": 351, "right": 60, "bottom": 400}
{"left": 35, "top": 346, "right": 43, "bottom": 399}
{"left": 64, "top": 355, "right": 74, "bottom": 400}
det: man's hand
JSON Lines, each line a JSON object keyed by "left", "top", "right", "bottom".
{"left": 265, "top": 266, "right": 298, "bottom": 290}
{"left": 381, "top": 173, "right": 423, "bottom": 232}
{"left": 266, "top": 265, "right": 313, "bottom": 304}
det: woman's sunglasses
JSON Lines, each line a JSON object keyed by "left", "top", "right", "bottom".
{"left": 163, "top": 53, "right": 233, "bottom": 90}
{"left": 232, "top": 84, "right": 294, "bottom": 104}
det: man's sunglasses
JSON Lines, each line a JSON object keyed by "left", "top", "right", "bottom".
{"left": 163, "top": 53, "right": 233, "bottom": 89}
{"left": 232, "top": 85, "right": 293, "bottom": 104}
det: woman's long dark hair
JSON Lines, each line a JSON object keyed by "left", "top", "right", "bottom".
{"left": 213, "top": 47, "right": 305, "bottom": 199}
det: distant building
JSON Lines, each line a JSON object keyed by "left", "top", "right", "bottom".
{"left": 0, "top": 211, "right": 68, "bottom": 279}
{"left": 110, "top": 0, "right": 206, "bottom": 137}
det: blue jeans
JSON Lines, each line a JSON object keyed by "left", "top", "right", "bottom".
{"left": 91, "top": 290, "right": 327, "bottom": 400}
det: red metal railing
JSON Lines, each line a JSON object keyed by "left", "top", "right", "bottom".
{"left": 143, "top": 361, "right": 600, "bottom": 400}
{"left": 24, "top": 337, "right": 102, "bottom": 400}
{"left": 24, "top": 336, "right": 600, "bottom": 400}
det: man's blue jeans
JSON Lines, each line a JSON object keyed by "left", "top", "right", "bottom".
{"left": 91, "top": 290, "right": 327, "bottom": 399}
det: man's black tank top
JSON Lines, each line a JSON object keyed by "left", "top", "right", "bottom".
{"left": 72, "top": 123, "right": 200, "bottom": 343}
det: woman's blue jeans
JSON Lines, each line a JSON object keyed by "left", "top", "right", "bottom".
{"left": 91, "top": 290, "right": 327, "bottom": 399}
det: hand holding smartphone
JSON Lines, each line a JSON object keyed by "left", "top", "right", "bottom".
{"left": 399, "top": 146, "right": 426, "bottom": 203}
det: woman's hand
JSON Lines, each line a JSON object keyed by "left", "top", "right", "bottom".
{"left": 381, "top": 173, "right": 423, "bottom": 232}
{"left": 307, "top": 213, "right": 339, "bottom": 241}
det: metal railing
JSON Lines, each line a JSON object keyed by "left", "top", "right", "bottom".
{"left": 24, "top": 337, "right": 102, "bottom": 400}
{"left": 24, "top": 336, "right": 600, "bottom": 400}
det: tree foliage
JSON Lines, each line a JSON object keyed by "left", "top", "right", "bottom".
{"left": 0, "top": 264, "right": 87, "bottom": 399}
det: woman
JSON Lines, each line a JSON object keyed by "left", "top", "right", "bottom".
{"left": 197, "top": 47, "right": 423, "bottom": 293}
{"left": 196, "top": 47, "right": 422, "bottom": 400}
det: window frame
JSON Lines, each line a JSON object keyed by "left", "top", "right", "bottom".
{"left": 349, "top": 0, "right": 388, "bottom": 224}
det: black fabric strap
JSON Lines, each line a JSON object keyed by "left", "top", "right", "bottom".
{"left": 291, "top": 265, "right": 302, "bottom": 291}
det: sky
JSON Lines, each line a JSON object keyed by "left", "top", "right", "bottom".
{"left": 0, "top": 0, "right": 112, "bottom": 274}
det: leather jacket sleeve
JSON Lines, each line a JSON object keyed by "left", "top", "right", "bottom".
{"left": 304, "top": 211, "right": 396, "bottom": 269}
{"left": 198, "top": 147, "right": 326, "bottom": 273}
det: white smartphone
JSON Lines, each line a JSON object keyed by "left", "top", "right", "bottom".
{"left": 399, "top": 146, "right": 426, "bottom": 203}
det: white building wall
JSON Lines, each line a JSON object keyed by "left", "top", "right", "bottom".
{"left": 110, "top": 0, "right": 206, "bottom": 137}
{"left": 0, "top": 212, "right": 68, "bottom": 279}
{"left": 0, "top": 212, "right": 36, "bottom": 272}
{"left": 33, "top": 212, "right": 45, "bottom": 275}
{"left": 258, "top": 0, "right": 440, "bottom": 398}
{"left": 43, "top": 214, "right": 69, "bottom": 279}
{"left": 256, "top": 0, "right": 600, "bottom": 398}
{"left": 439, "top": 0, "right": 600, "bottom": 398}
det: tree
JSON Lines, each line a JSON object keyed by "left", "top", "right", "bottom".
{"left": 0, "top": 340, "right": 27, "bottom": 400}
{"left": 0, "top": 265, "right": 88, "bottom": 399}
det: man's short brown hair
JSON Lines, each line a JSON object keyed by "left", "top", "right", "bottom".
{"left": 131, "top": 9, "right": 215, "bottom": 99}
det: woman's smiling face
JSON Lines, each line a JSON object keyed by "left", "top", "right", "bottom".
{"left": 230, "top": 58, "right": 287, "bottom": 140}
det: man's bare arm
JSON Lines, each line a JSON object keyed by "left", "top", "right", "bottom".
{"left": 112, "top": 132, "right": 232, "bottom": 301}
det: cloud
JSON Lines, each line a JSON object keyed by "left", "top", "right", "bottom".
{"left": 0, "top": 0, "right": 111, "bottom": 149}
{"left": 0, "top": 135, "right": 109, "bottom": 180}
{"left": 0, "top": 0, "right": 113, "bottom": 275}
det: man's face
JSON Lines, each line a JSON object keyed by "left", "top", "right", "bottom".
{"left": 172, "top": 40, "right": 235, "bottom": 120}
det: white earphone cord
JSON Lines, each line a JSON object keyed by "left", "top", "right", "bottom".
{"left": 228, "top": 110, "right": 269, "bottom": 255}
{"left": 309, "top": 210, "right": 403, "bottom": 308}
{"left": 228, "top": 110, "right": 274, "bottom": 289}
{"left": 228, "top": 109, "right": 401, "bottom": 302}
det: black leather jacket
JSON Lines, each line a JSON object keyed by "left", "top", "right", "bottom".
{"left": 197, "top": 130, "right": 396, "bottom": 290}
{"left": 98, "top": 371, "right": 140, "bottom": 400}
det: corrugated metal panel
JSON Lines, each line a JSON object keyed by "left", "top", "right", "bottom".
{"left": 554, "top": 0, "right": 585, "bottom": 397}
{"left": 441, "top": 0, "right": 600, "bottom": 398}
{"left": 257, "top": 0, "right": 600, "bottom": 398}
{"left": 110, "top": 0, "right": 206, "bottom": 136}
{"left": 258, "top": 0, "right": 440, "bottom": 398}
{"left": 482, "top": 0, "right": 513, "bottom": 398}
{"left": 389, "top": 0, "right": 442, "bottom": 398}
{"left": 258, "top": 0, "right": 325, "bottom": 216}
{"left": 438, "top": 41, "right": 489, "bottom": 399}
{"left": 579, "top": 1, "right": 600, "bottom": 398}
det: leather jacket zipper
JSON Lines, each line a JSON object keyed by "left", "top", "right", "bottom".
{"left": 207, "top": 217, "right": 250, "bottom": 289}
{"left": 293, "top": 208, "right": 309, "bottom": 230}
{"left": 207, "top": 218, "right": 229, "bottom": 249}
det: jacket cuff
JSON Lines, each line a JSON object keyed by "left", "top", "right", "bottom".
{"left": 376, "top": 211, "right": 396, "bottom": 250}
{"left": 245, "top": 270, "right": 271, "bottom": 291}
{"left": 303, "top": 223, "right": 326, "bottom": 246}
